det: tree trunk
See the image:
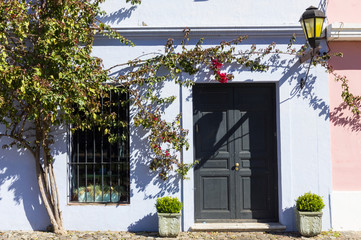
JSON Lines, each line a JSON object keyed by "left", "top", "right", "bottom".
{"left": 34, "top": 127, "right": 66, "bottom": 235}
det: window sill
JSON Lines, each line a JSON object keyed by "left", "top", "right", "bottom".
{"left": 67, "top": 202, "right": 130, "bottom": 206}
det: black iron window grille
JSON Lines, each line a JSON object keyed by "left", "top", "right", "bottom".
{"left": 69, "top": 90, "right": 129, "bottom": 203}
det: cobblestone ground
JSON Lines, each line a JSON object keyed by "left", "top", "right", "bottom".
{"left": 0, "top": 231, "right": 360, "bottom": 240}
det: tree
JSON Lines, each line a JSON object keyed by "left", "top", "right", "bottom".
{"left": 0, "top": 0, "right": 135, "bottom": 234}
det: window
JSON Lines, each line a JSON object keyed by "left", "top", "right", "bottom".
{"left": 69, "top": 90, "right": 129, "bottom": 203}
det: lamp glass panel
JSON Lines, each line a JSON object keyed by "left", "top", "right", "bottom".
{"left": 315, "top": 17, "right": 324, "bottom": 37}
{"left": 303, "top": 18, "right": 315, "bottom": 38}
{"left": 301, "top": 21, "right": 308, "bottom": 39}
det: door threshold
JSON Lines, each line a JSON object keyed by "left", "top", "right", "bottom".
{"left": 190, "top": 222, "right": 286, "bottom": 232}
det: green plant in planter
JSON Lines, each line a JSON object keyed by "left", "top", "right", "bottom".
{"left": 295, "top": 192, "right": 325, "bottom": 237}
{"left": 156, "top": 196, "right": 183, "bottom": 237}
{"left": 156, "top": 196, "right": 183, "bottom": 213}
{"left": 296, "top": 192, "right": 325, "bottom": 212}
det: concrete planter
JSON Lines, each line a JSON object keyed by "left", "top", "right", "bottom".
{"left": 157, "top": 212, "right": 181, "bottom": 237}
{"left": 295, "top": 210, "right": 323, "bottom": 237}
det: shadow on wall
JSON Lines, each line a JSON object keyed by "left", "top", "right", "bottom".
{"left": 127, "top": 212, "right": 157, "bottom": 232}
{"left": 0, "top": 138, "right": 50, "bottom": 230}
{"left": 330, "top": 102, "right": 361, "bottom": 132}
{"left": 128, "top": 78, "right": 181, "bottom": 200}
{"left": 318, "top": 0, "right": 327, "bottom": 13}
{"left": 129, "top": 115, "right": 181, "bottom": 200}
{"left": 276, "top": 55, "right": 329, "bottom": 120}
{"left": 282, "top": 206, "right": 296, "bottom": 231}
{"left": 189, "top": 40, "right": 330, "bottom": 121}
{"left": 188, "top": 37, "right": 330, "bottom": 121}
{"left": 98, "top": 6, "right": 137, "bottom": 25}
{"left": 0, "top": 125, "right": 67, "bottom": 230}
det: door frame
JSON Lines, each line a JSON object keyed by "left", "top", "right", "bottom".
{"left": 193, "top": 83, "right": 279, "bottom": 223}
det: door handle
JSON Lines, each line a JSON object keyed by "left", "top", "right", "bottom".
{"left": 235, "top": 163, "right": 239, "bottom": 171}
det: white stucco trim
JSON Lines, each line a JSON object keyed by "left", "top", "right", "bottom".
{"left": 331, "top": 191, "right": 361, "bottom": 231}
{"left": 96, "top": 26, "right": 304, "bottom": 39}
{"left": 327, "top": 23, "right": 361, "bottom": 41}
{"left": 181, "top": 83, "right": 195, "bottom": 231}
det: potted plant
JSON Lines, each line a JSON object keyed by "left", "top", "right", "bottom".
{"left": 155, "top": 196, "right": 183, "bottom": 237}
{"left": 295, "top": 192, "right": 325, "bottom": 237}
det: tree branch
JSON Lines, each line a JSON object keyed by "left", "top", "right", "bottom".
{"left": 0, "top": 133, "right": 35, "bottom": 157}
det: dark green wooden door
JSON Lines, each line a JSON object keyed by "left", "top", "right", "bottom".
{"left": 194, "top": 84, "right": 278, "bottom": 222}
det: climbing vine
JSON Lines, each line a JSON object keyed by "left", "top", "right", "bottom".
{"left": 115, "top": 33, "right": 280, "bottom": 180}
{"left": 112, "top": 33, "right": 290, "bottom": 179}
{"left": 312, "top": 52, "right": 361, "bottom": 115}
{"left": 115, "top": 31, "right": 360, "bottom": 181}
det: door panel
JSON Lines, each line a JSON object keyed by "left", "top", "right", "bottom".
{"left": 194, "top": 86, "right": 234, "bottom": 220}
{"left": 194, "top": 84, "right": 278, "bottom": 222}
{"left": 203, "top": 177, "right": 229, "bottom": 210}
{"left": 234, "top": 87, "right": 276, "bottom": 220}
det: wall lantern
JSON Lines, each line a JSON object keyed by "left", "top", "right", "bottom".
{"left": 299, "top": 6, "right": 326, "bottom": 49}
{"left": 299, "top": 6, "right": 326, "bottom": 89}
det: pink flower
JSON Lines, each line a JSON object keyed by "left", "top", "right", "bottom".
{"left": 165, "top": 151, "right": 170, "bottom": 157}
{"left": 210, "top": 59, "right": 230, "bottom": 83}
{"left": 212, "top": 59, "right": 223, "bottom": 70}
{"left": 217, "top": 72, "right": 228, "bottom": 83}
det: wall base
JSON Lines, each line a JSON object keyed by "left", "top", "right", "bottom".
{"left": 331, "top": 191, "right": 361, "bottom": 230}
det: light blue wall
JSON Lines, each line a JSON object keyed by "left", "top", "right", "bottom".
{"left": 0, "top": 132, "right": 49, "bottom": 230}
{"left": 100, "top": 0, "right": 325, "bottom": 27}
{"left": 0, "top": 0, "right": 331, "bottom": 232}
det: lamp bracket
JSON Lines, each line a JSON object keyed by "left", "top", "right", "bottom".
{"left": 299, "top": 46, "right": 321, "bottom": 64}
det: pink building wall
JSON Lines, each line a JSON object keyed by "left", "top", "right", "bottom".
{"left": 327, "top": 0, "right": 361, "bottom": 23}
{"left": 328, "top": 1, "right": 361, "bottom": 191}
{"left": 329, "top": 42, "right": 361, "bottom": 190}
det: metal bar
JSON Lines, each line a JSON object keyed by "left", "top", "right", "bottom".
{"left": 109, "top": 91, "right": 112, "bottom": 202}
{"left": 86, "top": 129, "right": 90, "bottom": 202}
{"left": 300, "top": 54, "right": 314, "bottom": 89}
{"left": 101, "top": 93, "right": 104, "bottom": 202}
{"left": 68, "top": 132, "right": 72, "bottom": 201}
{"left": 76, "top": 131, "right": 79, "bottom": 202}
{"left": 299, "top": 46, "right": 321, "bottom": 64}
{"left": 117, "top": 91, "right": 121, "bottom": 202}
{"left": 68, "top": 161, "right": 126, "bottom": 165}
{"left": 85, "top": 131, "right": 88, "bottom": 202}
{"left": 92, "top": 133, "right": 96, "bottom": 201}
{"left": 126, "top": 91, "right": 130, "bottom": 203}
{"left": 92, "top": 126, "right": 96, "bottom": 202}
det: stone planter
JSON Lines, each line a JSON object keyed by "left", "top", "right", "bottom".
{"left": 295, "top": 210, "right": 323, "bottom": 237}
{"left": 157, "top": 212, "right": 181, "bottom": 237}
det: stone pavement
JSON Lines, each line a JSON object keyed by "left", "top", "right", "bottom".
{"left": 0, "top": 231, "right": 361, "bottom": 240}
